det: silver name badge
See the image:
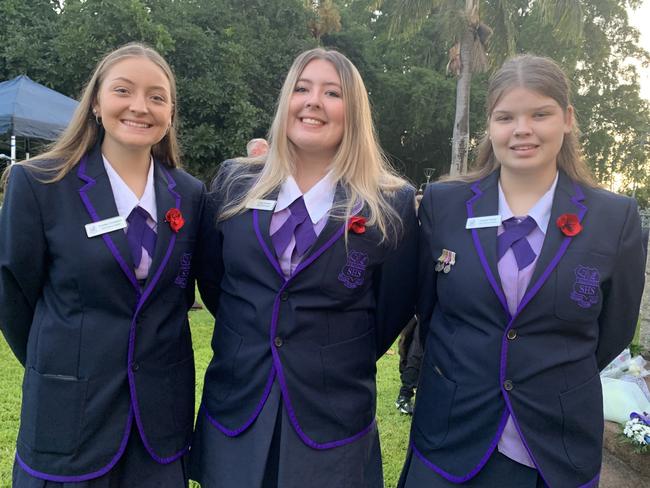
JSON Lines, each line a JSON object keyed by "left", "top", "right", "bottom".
{"left": 465, "top": 215, "right": 502, "bottom": 229}
{"left": 246, "top": 199, "right": 277, "bottom": 211}
{"left": 85, "top": 216, "right": 127, "bottom": 238}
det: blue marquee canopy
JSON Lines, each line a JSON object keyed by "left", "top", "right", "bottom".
{"left": 0, "top": 75, "right": 78, "bottom": 141}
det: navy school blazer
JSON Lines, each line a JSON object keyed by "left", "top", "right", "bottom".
{"left": 195, "top": 161, "right": 418, "bottom": 448}
{"left": 409, "top": 170, "right": 645, "bottom": 488}
{"left": 0, "top": 142, "right": 205, "bottom": 481}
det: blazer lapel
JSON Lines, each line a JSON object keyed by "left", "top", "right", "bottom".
{"left": 144, "top": 163, "right": 180, "bottom": 291}
{"left": 466, "top": 171, "right": 510, "bottom": 317}
{"left": 516, "top": 171, "right": 587, "bottom": 316}
{"left": 253, "top": 187, "right": 284, "bottom": 278}
{"left": 77, "top": 143, "right": 138, "bottom": 290}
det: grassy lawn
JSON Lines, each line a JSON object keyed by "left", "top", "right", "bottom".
{"left": 0, "top": 306, "right": 411, "bottom": 487}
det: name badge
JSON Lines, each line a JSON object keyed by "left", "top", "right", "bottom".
{"left": 246, "top": 199, "right": 276, "bottom": 211}
{"left": 465, "top": 215, "right": 502, "bottom": 229}
{"left": 85, "top": 216, "right": 127, "bottom": 238}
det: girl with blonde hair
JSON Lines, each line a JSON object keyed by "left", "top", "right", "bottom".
{"left": 400, "top": 54, "right": 644, "bottom": 488}
{"left": 191, "top": 47, "right": 418, "bottom": 487}
{"left": 1, "top": 42, "right": 204, "bottom": 487}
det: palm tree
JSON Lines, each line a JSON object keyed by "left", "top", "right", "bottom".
{"left": 391, "top": 0, "right": 583, "bottom": 176}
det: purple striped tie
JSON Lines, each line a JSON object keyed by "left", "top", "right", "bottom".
{"left": 126, "top": 206, "right": 157, "bottom": 268}
{"left": 497, "top": 216, "right": 537, "bottom": 270}
{"left": 271, "top": 196, "right": 317, "bottom": 258}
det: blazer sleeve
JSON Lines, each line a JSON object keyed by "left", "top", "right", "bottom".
{"left": 416, "top": 184, "right": 438, "bottom": 347}
{"left": 0, "top": 166, "right": 47, "bottom": 365}
{"left": 595, "top": 197, "right": 645, "bottom": 370}
{"left": 373, "top": 186, "right": 418, "bottom": 358}
{"left": 195, "top": 164, "right": 231, "bottom": 318}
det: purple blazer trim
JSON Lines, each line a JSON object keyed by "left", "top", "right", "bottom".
{"left": 202, "top": 366, "right": 277, "bottom": 436}
{"left": 269, "top": 282, "right": 375, "bottom": 449}
{"left": 78, "top": 157, "right": 189, "bottom": 464}
{"left": 467, "top": 182, "right": 511, "bottom": 319}
{"left": 579, "top": 473, "right": 601, "bottom": 488}
{"left": 411, "top": 408, "right": 509, "bottom": 483}
{"left": 459, "top": 179, "right": 589, "bottom": 486}
{"left": 16, "top": 408, "right": 134, "bottom": 482}
{"left": 253, "top": 209, "right": 286, "bottom": 280}
{"left": 77, "top": 156, "right": 139, "bottom": 291}
{"left": 125, "top": 167, "right": 188, "bottom": 464}
{"left": 236, "top": 211, "right": 372, "bottom": 448}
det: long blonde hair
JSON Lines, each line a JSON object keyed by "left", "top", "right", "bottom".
{"left": 452, "top": 54, "right": 597, "bottom": 186}
{"left": 220, "top": 48, "right": 408, "bottom": 244}
{"left": 2, "top": 42, "right": 180, "bottom": 186}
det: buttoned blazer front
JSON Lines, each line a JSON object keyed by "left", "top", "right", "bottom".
{"left": 0, "top": 142, "right": 205, "bottom": 481}
{"left": 410, "top": 169, "right": 645, "bottom": 488}
{"left": 196, "top": 161, "right": 418, "bottom": 449}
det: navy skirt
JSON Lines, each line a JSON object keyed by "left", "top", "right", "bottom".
{"left": 13, "top": 426, "right": 188, "bottom": 488}
{"left": 398, "top": 448, "right": 544, "bottom": 488}
{"left": 190, "top": 381, "right": 383, "bottom": 488}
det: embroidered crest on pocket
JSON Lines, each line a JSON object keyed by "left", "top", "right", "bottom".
{"left": 337, "top": 250, "right": 368, "bottom": 289}
{"left": 174, "top": 252, "right": 192, "bottom": 288}
{"left": 570, "top": 265, "right": 600, "bottom": 308}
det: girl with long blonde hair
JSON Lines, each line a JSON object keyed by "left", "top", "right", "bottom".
{"left": 191, "top": 47, "right": 418, "bottom": 488}
{"left": 1, "top": 42, "right": 203, "bottom": 487}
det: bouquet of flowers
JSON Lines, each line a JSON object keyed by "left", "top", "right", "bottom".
{"left": 622, "top": 412, "right": 650, "bottom": 454}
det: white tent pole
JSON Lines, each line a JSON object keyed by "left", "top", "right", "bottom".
{"left": 11, "top": 135, "right": 16, "bottom": 164}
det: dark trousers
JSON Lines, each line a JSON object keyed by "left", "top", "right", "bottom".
{"left": 398, "top": 316, "right": 423, "bottom": 398}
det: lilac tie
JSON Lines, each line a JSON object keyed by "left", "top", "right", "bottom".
{"left": 497, "top": 216, "right": 537, "bottom": 270}
{"left": 271, "top": 196, "right": 317, "bottom": 258}
{"left": 126, "top": 206, "right": 157, "bottom": 268}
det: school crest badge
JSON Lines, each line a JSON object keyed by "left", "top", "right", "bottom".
{"left": 337, "top": 250, "right": 369, "bottom": 289}
{"left": 570, "top": 265, "right": 600, "bottom": 309}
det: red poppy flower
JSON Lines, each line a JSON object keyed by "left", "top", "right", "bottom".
{"left": 348, "top": 216, "right": 366, "bottom": 234}
{"left": 556, "top": 213, "right": 582, "bottom": 237}
{"left": 165, "top": 208, "right": 185, "bottom": 233}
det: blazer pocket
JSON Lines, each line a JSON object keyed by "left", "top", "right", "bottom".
{"left": 320, "top": 329, "right": 376, "bottom": 429}
{"left": 413, "top": 359, "right": 457, "bottom": 448}
{"left": 19, "top": 368, "right": 88, "bottom": 454}
{"left": 559, "top": 373, "right": 603, "bottom": 470}
{"left": 319, "top": 242, "right": 376, "bottom": 301}
{"left": 204, "top": 320, "right": 243, "bottom": 402}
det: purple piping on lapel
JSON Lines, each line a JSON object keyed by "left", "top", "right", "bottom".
{"left": 410, "top": 409, "right": 510, "bottom": 483}
{"left": 205, "top": 208, "right": 364, "bottom": 444}
{"left": 125, "top": 166, "right": 189, "bottom": 464}
{"left": 202, "top": 366, "right": 277, "bottom": 436}
{"left": 77, "top": 159, "right": 189, "bottom": 464}
{"left": 253, "top": 209, "right": 286, "bottom": 280}
{"left": 77, "top": 156, "right": 139, "bottom": 291}
{"left": 15, "top": 408, "right": 134, "bottom": 482}
{"left": 466, "top": 181, "right": 511, "bottom": 319}
{"left": 493, "top": 181, "right": 587, "bottom": 488}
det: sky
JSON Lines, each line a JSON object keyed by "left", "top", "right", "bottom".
{"left": 629, "top": 2, "right": 650, "bottom": 100}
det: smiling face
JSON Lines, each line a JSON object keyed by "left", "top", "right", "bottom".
{"left": 286, "top": 58, "right": 345, "bottom": 165}
{"left": 489, "top": 87, "right": 573, "bottom": 178}
{"left": 93, "top": 56, "right": 173, "bottom": 158}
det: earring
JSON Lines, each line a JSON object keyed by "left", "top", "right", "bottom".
{"left": 92, "top": 109, "right": 102, "bottom": 126}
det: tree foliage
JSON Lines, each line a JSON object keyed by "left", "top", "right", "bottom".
{"left": 0, "top": 0, "right": 648, "bottom": 196}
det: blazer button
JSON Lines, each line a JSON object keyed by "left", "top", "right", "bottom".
{"left": 131, "top": 362, "right": 140, "bottom": 372}
{"left": 507, "top": 329, "right": 517, "bottom": 340}
{"left": 280, "top": 291, "right": 289, "bottom": 301}
{"left": 503, "top": 380, "right": 513, "bottom": 391}
{"left": 274, "top": 336, "right": 283, "bottom": 347}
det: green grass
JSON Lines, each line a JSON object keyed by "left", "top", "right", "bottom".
{"left": 0, "top": 307, "right": 411, "bottom": 487}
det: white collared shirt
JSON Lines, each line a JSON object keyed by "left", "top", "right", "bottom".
{"left": 103, "top": 155, "right": 157, "bottom": 279}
